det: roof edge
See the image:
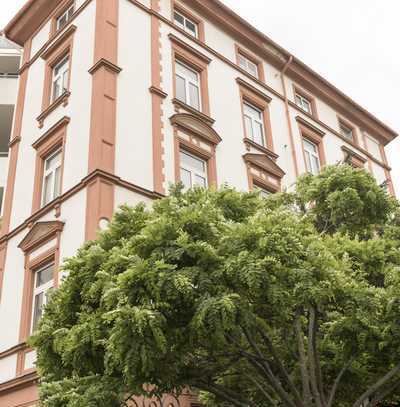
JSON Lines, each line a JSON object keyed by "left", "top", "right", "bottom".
{"left": 189, "top": 0, "right": 398, "bottom": 144}
{"left": 4, "top": 0, "right": 63, "bottom": 46}
{"left": 4, "top": 0, "right": 398, "bottom": 144}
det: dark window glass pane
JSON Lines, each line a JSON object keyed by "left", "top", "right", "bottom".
{"left": 36, "top": 264, "right": 54, "bottom": 287}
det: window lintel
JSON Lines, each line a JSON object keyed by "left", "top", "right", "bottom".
{"left": 170, "top": 113, "right": 221, "bottom": 145}
{"left": 18, "top": 221, "right": 64, "bottom": 253}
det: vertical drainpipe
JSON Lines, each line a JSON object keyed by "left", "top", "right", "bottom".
{"left": 280, "top": 55, "right": 299, "bottom": 177}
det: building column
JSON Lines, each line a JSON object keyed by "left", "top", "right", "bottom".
{"left": 85, "top": 0, "right": 120, "bottom": 241}
{"left": 150, "top": 0, "right": 166, "bottom": 195}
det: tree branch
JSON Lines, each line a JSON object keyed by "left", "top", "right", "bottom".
{"left": 368, "top": 380, "right": 400, "bottom": 406}
{"left": 327, "top": 358, "right": 354, "bottom": 407}
{"left": 245, "top": 373, "right": 279, "bottom": 406}
{"left": 241, "top": 327, "right": 300, "bottom": 407}
{"left": 352, "top": 363, "right": 400, "bottom": 407}
{"left": 295, "top": 311, "right": 312, "bottom": 405}
{"left": 308, "top": 306, "right": 324, "bottom": 407}
{"left": 193, "top": 380, "right": 251, "bottom": 407}
{"left": 256, "top": 325, "right": 304, "bottom": 407}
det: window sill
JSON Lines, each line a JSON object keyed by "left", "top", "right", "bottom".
{"left": 172, "top": 98, "right": 215, "bottom": 125}
{"left": 37, "top": 91, "right": 70, "bottom": 129}
{"left": 244, "top": 138, "right": 278, "bottom": 160}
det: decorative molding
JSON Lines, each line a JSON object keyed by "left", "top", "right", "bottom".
{"left": 18, "top": 221, "right": 64, "bottom": 252}
{"left": 8, "top": 136, "right": 21, "bottom": 148}
{"left": 0, "top": 169, "right": 163, "bottom": 249}
{"left": 244, "top": 138, "right": 278, "bottom": 160}
{"left": 41, "top": 25, "right": 76, "bottom": 60}
{"left": 168, "top": 33, "right": 211, "bottom": 64}
{"left": 0, "top": 342, "right": 27, "bottom": 360}
{"left": 342, "top": 146, "right": 368, "bottom": 168}
{"left": 243, "top": 153, "right": 285, "bottom": 179}
{"left": 170, "top": 113, "right": 221, "bottom": 145}
{"left": 88, "top": 58, "right": 122, "bottom": 75}
{"left": 32, "top": 116, "right": 70, "bottom": 149}
{"left": 296, "top": 116, "right": 325, "bottom": 137}
{"left": 36, "top": 91, "right": 70, "bottom": 128}
{"left": 0, "top": 371, "right": 38, "bottom": 394}
{"left": 172, "top": 98, "right": 215, "bottom": 125}
{"left": 149, "top": 86, "right": 168, "bottom": 99}
{"left": 236, "top": 77, "right": 271, "bottom": 103}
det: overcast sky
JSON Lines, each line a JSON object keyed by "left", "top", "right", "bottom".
{"left": 2, "top": 0, "right": 399, "bottom": 194}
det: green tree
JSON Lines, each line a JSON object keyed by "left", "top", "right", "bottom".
{"left": 31, "top": 165, "right": 400, "bottom": 407}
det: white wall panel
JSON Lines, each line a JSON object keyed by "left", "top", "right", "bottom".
{"left": 0, "top": 354, "right": 17, "bottom": 383}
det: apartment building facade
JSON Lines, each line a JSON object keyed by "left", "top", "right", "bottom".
{"left": 0, "top": 35, "right": 20, "bottom": 217}
{"left": 0, "top": 0, "right": 397, "bottom": 405}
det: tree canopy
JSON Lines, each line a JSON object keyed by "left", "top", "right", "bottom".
{"left": 31, "top": 165, "right": 400, "bottom": 407}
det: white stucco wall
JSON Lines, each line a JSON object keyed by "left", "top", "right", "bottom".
{"left": 0, "top": 229, "right": 27, "bottom": 351}
{"left": 116, "top": 0, "right": 153, "bottom": 191}
{"left": 114, "top": 186, "right": 153, "bottom": 211}
{"left": 30, "top": 21, "right": 51, "bottom": 57}
{"left": 9, "top": 2, "right": 96, "bottom": 231}
{"left": 0, "top": 354, "right": 17, "bottom": 384}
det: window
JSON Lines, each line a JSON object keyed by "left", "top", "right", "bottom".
{"left": 175, "top": 61, "right": 201, "bottom": 110}
{"left": 243, "top": 102, "right": 265, "bottom": 146}
{"left": 56, "top": 3, "right": 74, "bottom": 31}
{"left": 32, "top": 262, "right": 54, "bottom": 332}
{"left": 365, "top": 134, "right": 382, "bottom": 159}
{"left": 238, "top": 53, "right": 259, "bottom": 78}
{"left": 180, "top": 150, "right": 208, "bottom": 189}
{"left": 339, "top": 122, "right": 354, "bottom": 141}
{"left": 0, "top": 187, "right": 3, "bottom": 215}
{"left": 303, "top": 138, "right": 320, "bottom": 175}
{"left": 254, "top": 185, "right": 272, "bottom": 198}
{"left": 51, "top": 55, "right": 69, "bottom": 102}
{"left": 295, "top": 92, "right": 312, "bottom": 115}
{"left": 174, "top": 10, "right": 198, "bottom": 38}
{"left": 243, "top": 153, "right": 284, "bottom": 195}
{"left": 42, "top": 149, "right": 62, "bottom": 207}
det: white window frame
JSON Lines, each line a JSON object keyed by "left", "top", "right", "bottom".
{"left": 243, "top": 101, "right": 265, "bottom": 146}
{"left": 41, "top": 148, "right": 62, "bottom": 207}
{"left": 339, "top": 122, "right": 354, "bottom": 141}
{"left": 51, "top": 55, "right": 70, "bottom": 102}
{"left": 175, "top": 61, "right": 201, "bottom": 111}
{"left": 238, "top": 53, "right": 259, "bottom": 78}
{"left": 180, "top": 150, "right": 208, "bottom": 190}
{"left": 303, "top": 138, "right": 321, "bottom": 175}
{"left": 173, "top": 10, "right": 199, "bottom": 38}
{"left": 295, "top": 92, "right": 313, "bottom": 115}
{"left": 31, "top": 263, "right": 54, "bottom": 333}
{"left": 56, "top": 3, "right": 75, "bottom": 31}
